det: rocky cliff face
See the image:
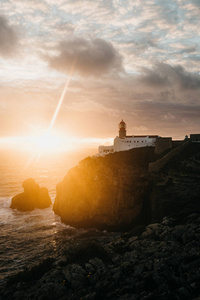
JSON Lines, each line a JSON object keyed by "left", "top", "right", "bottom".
{"left": 53, "top": 143, "right": 200, "bottom": 229}
{"left": 53, "top": 148, "right": 156, "bottom": 229}
{"left": 150, "top": 142, "right": 200, "bottom": 222}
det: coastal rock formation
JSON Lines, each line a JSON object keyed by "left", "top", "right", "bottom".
{"left": 2, "top": 144, "right": 200, "bottom": 299}
{"left": 11, "top": 178, "right": 52, "bottom": 211}
{"left": 53, "top": 148, "right": 158, "bottom": 229}
{"left": 53, "top": 143, "right": 200, "bottom": 229}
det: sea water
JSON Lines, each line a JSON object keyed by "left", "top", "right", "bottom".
{"left": 0, "top": 149, "right": 94, "bottom": 283}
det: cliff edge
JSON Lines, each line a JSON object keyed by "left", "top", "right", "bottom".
{"left": 53, "top": 143, "right": 200, "bottom": 229}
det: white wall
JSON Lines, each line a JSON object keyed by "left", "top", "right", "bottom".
{"left": 114, "top": 136, "right": 156, "bottom": 152}
{"left": 98, "top": 136, "right": 157, "bottom": 156}
{"left": 98, "top": 145, "right": 114, "bottom": 156}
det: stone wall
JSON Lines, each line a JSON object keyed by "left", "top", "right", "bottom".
{"left": 149, "top": 141, "right": 190, "bottom": 173}
{"left": 155, "top": 137, "right": 172, "bottom": 154}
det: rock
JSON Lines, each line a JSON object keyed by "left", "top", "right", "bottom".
{"left": 34, "top": 282, "right": 66, "bottom": 300}
{"left": 53, "top": 148, "right": 155, "bottom": 230}
{"left": 10, "top": 178, "right": 52, "bottom": 211}
{"left": 63, "top": 264, "right": 87, "bottom": 289}
{"left": 2, "top": 212, "right": 200, "bottom": 300}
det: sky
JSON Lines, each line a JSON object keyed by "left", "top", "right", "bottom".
{"left": 0, "top": 0, "right": 200, "bottom": 151}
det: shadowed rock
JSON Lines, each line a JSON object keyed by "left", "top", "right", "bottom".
{"left": 10, "top": 178, "right": 52, "bottom": 211}
{"left": 53, "top": 148, "right": 158, "bottom": 230}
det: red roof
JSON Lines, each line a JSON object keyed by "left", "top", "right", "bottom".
{"left": 126, "top": 135, "right": 158, "bottom": 138}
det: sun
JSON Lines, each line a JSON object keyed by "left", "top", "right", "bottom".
{"left": 0, "top": 131, "right": 81, "bottom": 154}
{"left": 32, "top": 132, "right": 62, "bottom": 153}
{"left": 28, "top": 131, "right": 81, "bottom": 154}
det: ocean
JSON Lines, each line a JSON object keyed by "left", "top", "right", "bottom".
{"left": 0, "top": 148, "right": 95, "bottom": 283}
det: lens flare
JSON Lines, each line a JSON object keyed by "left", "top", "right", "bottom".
{"left": 25, "top": 60, "right": 76, "bottom": 168}
{"left": 48, "top": 60, "right": 76, "bottom": 132}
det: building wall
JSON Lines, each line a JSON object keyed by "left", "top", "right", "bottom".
{"left": 190, "top": 134, "right": 200, "bottom": 142}
{"left": 98, "top": 145, "right": 114, "bottom": 156}
{"left": 98, "top": 136, "right": 157, "bottom": 156}
{"left": 114, "top": 136, "right": 157, "bottom": 152}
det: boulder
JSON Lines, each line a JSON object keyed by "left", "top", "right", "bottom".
{"left": 10, "top": 178, "right": 52, "bottom": 211}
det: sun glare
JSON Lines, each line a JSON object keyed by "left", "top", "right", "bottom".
{"left": 31, "top": 133, "right": 62, "bottom": 153}
{"left": 0, "top": 133, "right": 113, "bottom": 156}
{"left": 0, "top": 132, "right": 76, "bottom": 154}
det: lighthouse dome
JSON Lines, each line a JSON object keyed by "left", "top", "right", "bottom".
{"left": 118, "top": 119, "right": 126, "bottom": 130}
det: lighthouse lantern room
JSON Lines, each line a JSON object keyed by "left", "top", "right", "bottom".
{"left": 118, "top": 119, "right": 127, "bottom": 138}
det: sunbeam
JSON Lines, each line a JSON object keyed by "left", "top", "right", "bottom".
{"left": 48, "top": 60, "right": 76, "bottom": 132}
{"left": 24, "top": 60, "right": 76, "bottom": 168}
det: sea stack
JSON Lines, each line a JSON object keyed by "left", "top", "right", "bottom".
{"left": 11, "top": 178, "right": 52, "bottom": 211}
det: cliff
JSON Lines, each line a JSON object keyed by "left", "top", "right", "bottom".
{"left": 53, "top": 143, "right": 200, "bottom": 229}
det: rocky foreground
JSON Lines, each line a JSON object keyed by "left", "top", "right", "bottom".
{"left": 1, "top": 213, "right": 200, "bottom": 300}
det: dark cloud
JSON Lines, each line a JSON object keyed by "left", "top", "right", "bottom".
{"left": 178, "top": 46, "right": 197, "bottom": 54}
{"left": 121, "top": 37, "right": 157, "bottom": 55}
{"left": 191, "top": 0, "right": 200, "bottom": 7}
{"left": 46, "top": 37, "right": 123, "bottom": 76}
{"left": 140, "top": 63, "right": 200, "bottom": 90}
{"left": 0, "top": 15, "right": 19, "bottom": 57}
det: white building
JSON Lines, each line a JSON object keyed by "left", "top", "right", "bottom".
{"left": 98, "top": 120, "right": 159, "bottom": 156}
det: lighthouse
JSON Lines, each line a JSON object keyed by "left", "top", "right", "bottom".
{"left": 98, "top": 120, "right": 164, "bottom": 156}
{"left": 118, "top": 119, "right": 127, "bottom": 138}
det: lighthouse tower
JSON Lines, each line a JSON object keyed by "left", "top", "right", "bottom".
{"left": 118, "top": 119, "right": 127, "bottom": 138}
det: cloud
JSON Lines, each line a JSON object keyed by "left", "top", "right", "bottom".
{"left": 139, "top": 63, "right": 200, "bottom": 90}
{"left": 46, "top": 37, "right": 124, "bottom": 76}
{"left": 56, "top": 22, "right": 75, "bottom": 35}
{"left": 0, "top": 15, "right": 19, "bottom": 57}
